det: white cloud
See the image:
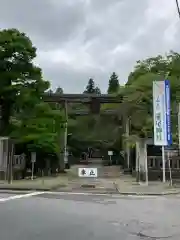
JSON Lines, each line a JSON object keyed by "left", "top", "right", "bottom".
{"left": 0, "top": 0, "right": 179, "bottom": 92}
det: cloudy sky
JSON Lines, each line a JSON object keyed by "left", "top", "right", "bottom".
{"left": 0, "top": 0, "right": 179, "bottom": 93}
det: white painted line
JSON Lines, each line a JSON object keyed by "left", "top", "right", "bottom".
{"left": 47, "top": 191, "right": 114, "bottom": 196}
{"left": 0, "top": 192, "right": 45, "bottom": 203}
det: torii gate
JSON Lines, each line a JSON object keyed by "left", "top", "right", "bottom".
{"left": 42, "top": 93, "right": 130, "bottom": 169}
{"left": 42, "top": 93, "right": 122, "bottom": 114}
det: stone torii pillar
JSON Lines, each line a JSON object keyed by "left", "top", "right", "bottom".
{"left": 136, "top": 138, "right": 148, "bottom": 184}
{"left": 58, "top": 100, "right": 68, "bottom": 172}
{"left": 63, "top": 100, "right": 68, "bottom": 165}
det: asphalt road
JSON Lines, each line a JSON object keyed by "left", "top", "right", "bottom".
{"left": 0, "top": 192, "right": 180, "bottom": 240}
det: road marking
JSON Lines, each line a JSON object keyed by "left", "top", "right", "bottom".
{"left": 0, "top": 191, "right": 165, "bottom": 202}
{"left": 47, "top": 191, "right": 114, "bottom": 196}
{"left": 0, "top": 192, "right": 45, "bottom": 203}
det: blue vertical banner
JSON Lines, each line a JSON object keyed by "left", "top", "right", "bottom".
{"left": 153, "top": 80, "right": 172, "bottom": 146}
{"left": 165, "top": 80, "right": 172, "bottom": 146}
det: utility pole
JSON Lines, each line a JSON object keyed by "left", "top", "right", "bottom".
{"left": 162, "top": 145, "right": 166, "bottom": 183}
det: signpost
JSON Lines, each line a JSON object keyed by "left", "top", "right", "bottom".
{"left": 108, "top": 151, "right": 113, "bottom": 165}
{"left": 167, "top": 150, "right": 172, "bottom": 186}
{"left": 78, "top": 168, "right": 98, "bottom": 178}
{"left": 153, "top": 80, "right": 172, "bottom": 183}
{"left": 31, "top": 152, "right": 36, "bottom": 180}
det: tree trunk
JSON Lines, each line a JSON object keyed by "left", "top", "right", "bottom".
{"left": 59, "top": 154, "right": 65, "bottom": 173}
{"left": 45, "top": 158, "right": 51, "bottom": 176}
{"left": 0, "top": 78, "right": 13, "bottom": 136}
{"left": 0, "top": 99, "right": 11, "bottom": 136}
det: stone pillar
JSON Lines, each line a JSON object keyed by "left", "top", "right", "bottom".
{"left": 125, "top": 117, "right": 130, "bottom": 169}
{"left": 123, "top": 116, "right": 131, "bottom": 173}
{"left": 136, "top": 141, "right": 140, "bottom": 182}
{"left": 63, "top": 101, "right": 68, "bottom": 167}
{"left": 136, "top": 138, "right": 148, "bottom": 183}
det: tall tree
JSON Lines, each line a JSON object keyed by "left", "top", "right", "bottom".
{"left": 84, "top": 78, "right": 96, "bottom": 94}
{"left": 84, "top": 78, "right": 101, "bottom": 94}
{"left": 121, "top": 51, "right": 180, "bottom": 140}
{"left": 94, "top": 86, "right": 101, "bottom": 94}
{"left": 55, "top": 87, "right": 63, "bottom": 94}
{"left": 118, "top": 53, "right": 180, "bottom": 178}
{"left": 108, "top": 72, "right": 119, "bottom": 94}
{"left": 0, "top": 28, "right": 68, "bottom": 173}
{"left": 0, "top": 28, "right": 49, "bottom": 136}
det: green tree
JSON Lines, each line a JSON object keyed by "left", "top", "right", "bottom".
{"left": 0, "top": 28, "right": 48, "bottom": 136}
{"left": 11, "top": 77, "right": 66, "bottom": 171}
{"left": 94, "top": 86, "right": 101, "bottom": 94}
{"left": 12, "top": 102, "right": 63, "bottom": 151}
{"left": 121, "top": 51, "right": 180, "bottom": 141}
{"left": 107, "top": 72, "right": 119, "bottom": 94}
{"left": 119, "top": 53, "right": 180, "bottom": 175}
{"left": 84, "top": 78, "right": 101, "bottom": 94}
{"left": 55, "top": 87, "right": 63, "bottom": 94}
{"left": 84, "top": 78, "right": 96, "bottom": 94}
{"left": 11, "top": 99, "right": 65, "bottom": 173}
{"left": 0, "top": 28, "right": 67, "bottom": 172}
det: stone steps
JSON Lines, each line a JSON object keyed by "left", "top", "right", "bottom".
{"left": 98, "top": 166, "right": 121, "bottom": 178}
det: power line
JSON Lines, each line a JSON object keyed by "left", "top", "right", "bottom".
{"left": 175, "top": 0, "right": 180, "bottom": 19}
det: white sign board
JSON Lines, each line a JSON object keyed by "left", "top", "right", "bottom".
{"left": 108, "top": 151, "right": 113, "bottom": 156}
{"left": 78, "top": 168, "right": 98, "bottom": 178}
{"left": 31, "top": 152, "right": 36, "bottom": 163}
{"left": 153, "top": 80, "right": 172, "bottom": 146}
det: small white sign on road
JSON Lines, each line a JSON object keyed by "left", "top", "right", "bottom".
{"left": 108, "top": 151, "right": 113, "bottom": 156}
{"left": 78, "top": 168, "right": 98, "bottom": 178}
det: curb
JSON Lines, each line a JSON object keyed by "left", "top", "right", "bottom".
{"left": 113, "top": 182, "right": 180, "bottom": 196}
{"left": 117, "top": 191, "right": 180, "bottom": 196}
{"left": 0, "top": 188, "right": 50, "bottom": 192}
{"left": 53, "top": 185, "right": 119, "bottom": 194}
{"left": 55, "top": 189, "right": 119, "bottom": 194}
{"left": 0, "top": 184, "right": 67, "bottom": 193}
{"left": 1, "top": 188, "right": 180, "bottom": 196}
{"left": 0, "top": 187, "right": 119, "bottom": 195}
{"left": 2, "top": 184, "right": 180, "bottom": 196}
{"left": 0, "top": 190, "right": 43, "bottom": 194}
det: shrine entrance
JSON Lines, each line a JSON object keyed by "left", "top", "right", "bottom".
{"left": 43, "top": 93, "right": 126, "bottom": 176}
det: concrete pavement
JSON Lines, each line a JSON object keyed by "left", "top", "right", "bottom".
{"left": 113, "top": 179, "right": 180, "bottom": 195}
{"left": 1, "top": 175, "right": 180, "bottom": 195}
{"left": 1, "top": 165, "right": 180, "bottom": 195}
{"left": 0, "top": 192, "right": 180, "bottom": 239}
